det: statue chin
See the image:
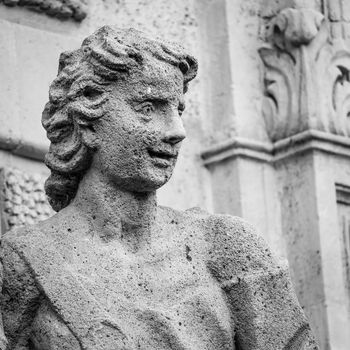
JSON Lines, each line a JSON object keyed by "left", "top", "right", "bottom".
{"left": 115, "top": 172, "right": 173, "bottom": 193}
{"left": 101, "top": 159, "right": 177, "bottom": 194}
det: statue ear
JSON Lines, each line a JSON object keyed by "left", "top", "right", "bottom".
{"left": 80, "top": 124, "right": 99, "bottom": 149}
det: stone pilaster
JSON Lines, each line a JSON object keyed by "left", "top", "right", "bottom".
{"left": 202, "top": 1, "right": 350, "bottom": 348}
{"left": 259, "top": 3, "right": 350, "bottom": 349}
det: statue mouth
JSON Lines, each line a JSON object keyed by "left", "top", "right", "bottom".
{"left": 147, "top": 149, "right": 177, "bottom": 167}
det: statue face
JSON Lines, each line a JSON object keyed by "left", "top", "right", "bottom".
{"left": 90, "top": 59, "right": 187, "bottom": 192}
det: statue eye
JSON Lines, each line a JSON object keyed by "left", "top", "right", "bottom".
{"left": 135, "top": 102, "right": 155, "bottom": 121}
{"left": 141, "top": 102, "right": 155, "bottom": 115}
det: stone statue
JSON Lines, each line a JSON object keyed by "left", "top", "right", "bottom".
{"left": 0, "top": 26, "right": 318, "bottom": 350}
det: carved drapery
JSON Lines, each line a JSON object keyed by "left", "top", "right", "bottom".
{"left": 0, "top": 0, "right": 87, "bottom": 21}
{"left": 260, "top": 7, "right": 350, "bottom": 142}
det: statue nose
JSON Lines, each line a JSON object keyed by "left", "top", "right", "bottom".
{"left": 162, "top": 116, "right": 186, "bottom": 145}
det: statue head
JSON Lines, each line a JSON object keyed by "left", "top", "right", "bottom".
{"left": 42, "top": 26, "right": 198, "bottom": 212}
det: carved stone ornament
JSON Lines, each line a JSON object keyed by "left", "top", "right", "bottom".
{"left": 0, "top": 168, "right": 53, "bottom": 230}
{"left": 0, "top": 26, "right": 318, "bottom": 349}
{"left": 260, "top": 8, "right": 350, "bottom": 142}
{"left": 0, "top": 0, "right": 88, "bottom": 21}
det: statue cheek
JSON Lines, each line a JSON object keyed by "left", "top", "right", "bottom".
{"left": 134, "top": 127, "right": 158, "bottom": 146}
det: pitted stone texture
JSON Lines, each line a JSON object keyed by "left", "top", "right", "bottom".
{"left": 0, "top": 0, "right": 208, "bottom": 212}
{"left": 0, "top": 0, "right": 87, "bottom": 21}
{"left": 1, "top": 209, "right": 318, "bottom": 350}
{"left": 0, "top": 27, "right": 318, "bottom": 350}
{"left": 1, "top": 168, "right": 53, "bottom": 229}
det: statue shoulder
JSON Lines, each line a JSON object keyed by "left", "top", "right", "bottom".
{"left": 1, "top": 218, "right": 48, "bottom": 254}
{"left": 205, "top": 213, "right": 279, "bottom": 282}
{"left": 156, "top": 206, "right": 279, "bottom": 279}
{"left": 1, "top": 226, "right": 43, "bottom": 348}
{"left": 0, "top": 213, "right": 63, "bottom": 286}
{"left": 1, "top": 226, "right": 37, "bottom": 284}
{"left": 1, "top": 225, "right": 31, "bottom": 259}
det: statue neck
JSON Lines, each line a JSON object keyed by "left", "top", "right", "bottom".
{"left": 71, "top": 169, "right": 157, "bottom": 248}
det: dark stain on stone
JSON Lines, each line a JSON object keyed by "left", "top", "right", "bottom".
{"left": 185, "top": 244, "right": 192, "bottom": 262}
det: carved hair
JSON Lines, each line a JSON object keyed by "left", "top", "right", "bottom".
{"left": 42, "top": 26, "right": 198, "bottom": 212}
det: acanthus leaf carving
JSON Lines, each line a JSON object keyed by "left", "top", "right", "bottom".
{"left": 320, "top": 45, "right": 350, "bottom": 136}
{"left": 259, "top": 46, "right": 298, "bottom": 141}
{"left": 260, "top": 7, "right": 350, "bottom": 142}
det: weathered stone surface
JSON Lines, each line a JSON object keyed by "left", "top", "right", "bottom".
{"left": 0, "top": 26, "right": 318, "bottom": 349}
{"left": 260, "top": 7, "right": 350, "bottom": 142}
{"left": 0, "top": 0, "right": 88, "bottom": 21}
{"left": 0, "top": 0, "right": 207, "bottom": 213}
{"left": 0, "top": 168, "right": 53, "bottom": 230}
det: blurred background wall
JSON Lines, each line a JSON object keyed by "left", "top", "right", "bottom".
{"left": 0, "top": 0, "right": 349, "bottom": 348}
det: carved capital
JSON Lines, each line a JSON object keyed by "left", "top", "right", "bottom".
{"left": 260, "top": 7, "right": 350, "bottom": 142}
{"left": 269, "top": 8, "right": 324, "bottom": 52}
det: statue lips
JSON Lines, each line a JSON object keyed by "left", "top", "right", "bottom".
{"left": 147, "top": 148, "right": 178, "bottom": 168}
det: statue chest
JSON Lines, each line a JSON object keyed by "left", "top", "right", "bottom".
{"left": 31, "top": 239, "right": 236, "bottom": 350}
{"left": 69, "top": 239, "right": 223, "bottom": 310}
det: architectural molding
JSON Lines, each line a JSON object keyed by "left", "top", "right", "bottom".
{"left": 202, "top": 130, "right": 350, "bottom": 165}
{"left": 0, "top": 0, "right": 88, "bottom": 21}
{"left": 201, "top": 137, "right": 273, "bottom": 165}
{"left": 273, "top": 129, "right": 350, "bottom": 162}
{"left": 0, "top": 133, "right": 47, "bottom": 161}
{"left": 324, "top": 0, "right": 350, "bottom": 40}
{"left": 325, "top": 0, "right": 344, "bottom": 21}
{"left": 260, "top": 7, "right": 350, "bottom": 142}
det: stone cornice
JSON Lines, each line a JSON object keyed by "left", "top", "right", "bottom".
{"left": 202, "top": 130, "right": 350, "bottom": 165}
{"left": 273, "top": 130, "right": 350, "bottom": 162}
{"left": 201, "top": 137, "right": 273, "bottom": 165}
